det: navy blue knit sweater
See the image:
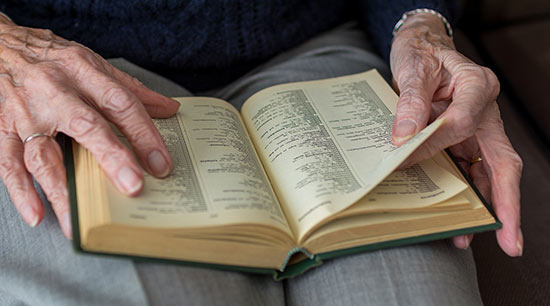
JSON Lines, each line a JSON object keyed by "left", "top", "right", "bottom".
{"left": 0, "top": 0, "right": 456, "bottom": 91}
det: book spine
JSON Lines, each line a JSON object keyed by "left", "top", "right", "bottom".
{"left": 279, "top": 247, "right": 314, "bottom": 272}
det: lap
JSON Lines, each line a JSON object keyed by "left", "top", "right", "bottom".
{"left": 286, "top": 241, "right": 481, "bottom": 306}
{"left": 0, "top": 181, "right": 149, "bottom": 306}
{"left": 0, "top": 24, "right": 482, "bottom": 306}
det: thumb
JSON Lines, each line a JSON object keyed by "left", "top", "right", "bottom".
{"left": 392, "top": 69, "right": 439, "bottom": 146}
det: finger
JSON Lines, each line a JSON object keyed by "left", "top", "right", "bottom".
{"left": 0, "top": 132, "right": 44, "bottom": 227}
{"left": 52, "top": 93, "right": 145, "bottom": 196}
{"left": 23, "top": 136, "right": 72, "bottom": 238}
{"left": 108, "top": 65, "right": 180, "bottom": 118}
{"left": 452, "top": 234, "right": 474, "bottom": 249}
{"left": 452, "top": 161, "right": 488, "bottom": 251}
{"left": 476, "top": 103, "right": 523, "bottom": 257}
{"left": 76, "top": 72, "right": 173, "bottom": 178}
{"left": 50, "top": 44, "right": 179, "bottom": 118}
{"left": 391, "top": 77, "right": 400, "bottom": 94}
{"left": 393, "top": 55, "right": 499, "bottom": 162}
{"left": 392, "top": 55, "right": 442, "bottom": 145}
{"left": 470, "top": 161, "right": 491, "bottom": 203}
{"left": 395, "top": 87, "right": 494, "bottom": 166}
{"left": 399, "top": 131, "right": 479, "bottom": 171}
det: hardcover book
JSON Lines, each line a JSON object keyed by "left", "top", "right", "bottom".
{"left": 66, "top": 69, "right": 500, "bottom": 280}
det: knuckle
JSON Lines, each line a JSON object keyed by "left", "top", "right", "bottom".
{"left": 55, "top": 45, "right": 99, "bottom": 78}
{"left": 46, "top": 185, "right": 68, "bottom": 205}
{"left": 23, "top": 149, "right": 64, "bottom": 190}
{"left": 62, "top": 44, "right": 93, "bottom": 61}
{"left": 40, "top": 29, "right": 55, "bottom": 37}
{"left": 32, "top": 163, "right": 57, "bottom": 183}
{"left": 31, "top": 28, "right": 55, "bottom": 41}
{"left": 66, "top": 108, "right": 100, "bottom": 137}
{"left": 451, "top": 111, "right": 476, "bottom": 140}
{"left": 24, "top": 145, "right": 50, "bottom": 170}
{"left": 494, "top": 158, "right": 522, "bottom": 180}
{"left": 129, "top": 123, "right": 155, "bottom": 143}
{"left": 94, "top": 139, "right": 128, "bottom": 165}
{"left": 0, "top": 155, "right": 25, "bottom": 183}
{"left": 508, "top": 153, "right": 523, "bottom": 174}
{"left": 466, "top": 66, "right": 500, "bottom": 99}
{"left": 101, "top": 86, "right": 135, "bottom": 115}
{"left": 399, "top": 89, "right": 428, "bottom": 111}
{"left": 469, "top": 68, "right": 487, "bottom": 83}
{"left": 129, "top": 76, "right": 144, "bottom": 88}
{"left": 481, "top": 67, "right": 500, "bottom": 98}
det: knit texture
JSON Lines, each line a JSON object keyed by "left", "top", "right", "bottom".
{"left": 0, "top": 0, "right": 456, "bottom": 91}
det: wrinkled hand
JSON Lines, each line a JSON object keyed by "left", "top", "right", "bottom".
{"left": 0, "top": 16, "right": 180, "bottom": 238}
{"left": 390, "top": 13, "right": 523, "bottom": 256}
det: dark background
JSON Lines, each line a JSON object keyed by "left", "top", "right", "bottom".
{"left": 455, "top": 0, "right": 549, "bottom": 305}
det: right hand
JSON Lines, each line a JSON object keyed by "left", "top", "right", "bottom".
{"left": 0, "top": 16, "right": 180, "bottom": 238}
{"left": 390, "top": 13, "right": 523, "bottom": 256}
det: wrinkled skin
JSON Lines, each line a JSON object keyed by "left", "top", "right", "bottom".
{"left": 0, "top": 15, "right": 179, "bottom": 238}
{"left": 390, "top": 13, "right": 523, "bottom": 256}
{"left": 0, "top": 13, "right": 523, "bottom": 257}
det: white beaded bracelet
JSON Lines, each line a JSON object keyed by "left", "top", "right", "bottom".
{"left": 392, "top": 8, "right": 453, "bottom": 38}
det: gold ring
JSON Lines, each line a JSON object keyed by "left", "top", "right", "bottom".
{"left": 470, "top": 156, "right": 483, "bottom": 164}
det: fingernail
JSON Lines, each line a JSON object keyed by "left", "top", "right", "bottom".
{"left": 147, "top": 150, "right": 170, "bottom": 177}
{"left": 62, "top": 212, "right": 73, "bottom": 239}
{"left": 23, "top": 205, "right": 39, "bottom": 227}
{"left": 117, "top": 166, "right": 143, "bottom": 194}
{"left": 393, "top": 119, "right": 417, "bottom": 143}
{"left": 517, "top": 228, "right": 523, "bottom": 256}
{"left": 463, "top": 235, "right": 470, "bottom": 250}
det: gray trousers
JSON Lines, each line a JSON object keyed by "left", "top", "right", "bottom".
{"left": 0, "top": 24, "right": 484, "bottom": 306}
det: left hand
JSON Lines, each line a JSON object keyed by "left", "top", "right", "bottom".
{"left": 390, "top": 12, "right": 523, "bottom": 256}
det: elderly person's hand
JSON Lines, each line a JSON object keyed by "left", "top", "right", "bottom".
{"left": 0, "top": 15, "right": 179, "bottom": 238}
{"left": 390, "top": 12, "right": 523, "bottom": 257}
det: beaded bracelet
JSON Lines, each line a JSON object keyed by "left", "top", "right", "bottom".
{"left": 392, "top": 8, "right": 453, "bottom": 38}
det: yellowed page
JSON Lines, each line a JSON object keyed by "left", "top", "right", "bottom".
{"left": 295, "top": 158, "right": 470, "bottom": 239}
{"left": 106, "top": 98, "right": 291, "bottom": 236}
{"left": 303, "top": 153, "right": 495, "bottom": 250}
{"left": 304, "top": 207, "right": 492, "bottom": 253}
{"left": 241, "top": 69, "right": 445, "bottom": 240}
{"left": 432, "top": 152, "right": 485, "bottom": 210}
{"left": 349, "top": 158, "right": 467, "bottom": 212}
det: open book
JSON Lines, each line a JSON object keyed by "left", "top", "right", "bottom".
{"left": 66, "top": 70, "right": 499, "bottom": 280}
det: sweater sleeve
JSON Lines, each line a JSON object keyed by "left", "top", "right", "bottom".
{"left": 356, "top": 0, "right": 458, "bottom": 61}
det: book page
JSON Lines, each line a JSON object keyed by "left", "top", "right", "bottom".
{"left": 356, "top": 158, "right": 467, "bottom": 209}
{"left": 341, "top": 158, "right": 468, "bottom": 216}
{"left": 106, "top": 98, "right": 291, "bottom": 235}
{"left": 241, "top": 70, "right": 446, "bottom": 239}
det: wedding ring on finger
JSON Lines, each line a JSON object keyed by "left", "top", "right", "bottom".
{"left": 470, "top": 156, "right": 483, "bottom": 164}
{"left": 23, "top": 133, "right": 54, "bottom": 144}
